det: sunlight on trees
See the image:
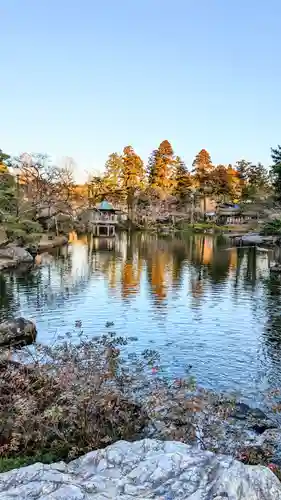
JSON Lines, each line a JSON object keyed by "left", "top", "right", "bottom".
{"left": 1, "top": 140, "right": 277, "bottom": 226}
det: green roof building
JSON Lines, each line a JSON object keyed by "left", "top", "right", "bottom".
{"left": 95, "top": 200, "right": 116, "bottom": 212}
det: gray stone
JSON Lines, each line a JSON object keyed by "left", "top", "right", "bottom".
{"left": 239, "top": 233, "right": 276, "bottom": 246}
{"left": 0, "top": 246, "right": 33, "bottom": 271}
{"left": 38, "top": 235, "right": 68, "bottom": 251}
{"left": 241, "top": 233, "right": 264, "bottom": 245}
{"left": 0, "top": 317, "right": 37, "bottom": 348}
{"left": 0, "top": 439, "right": 280, "bottom": 499}
{"left": 0, "top": 246, "right": 33, "bottom": 262}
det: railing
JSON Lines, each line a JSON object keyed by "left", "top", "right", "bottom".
{"left": 91, "top": 213, "right": 118, "bottom": 223}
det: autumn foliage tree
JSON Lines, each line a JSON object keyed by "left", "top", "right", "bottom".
{"left": 192, "top": 149, "right": 213, "bottom": 216}
{"left": 211, "top": 165, "right": 231, "bottom": 203}
{"left": 121, "top": 145, "right": 145, "bottom": 220}
{"left": 104, "top": 153, "right": 123, "bottom": 193}
{"left": 148, "top": 140, "right": 175, "bottom": 196}
{"left": 210, "top": 164, "right": 240, "bottom": 203}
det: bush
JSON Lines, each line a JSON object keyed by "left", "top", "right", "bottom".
{"left": 0, "top": 453, "right": 58, "bottom": 473}
{"left": 19, "top": 219, "right": 43, "bottom": 234}
{"left": 5, "top": 227, "right": 27, "bottom": 242}
{"left": 176, "top": 222, "right": 226, "bottom": 233}
{"left": 0, "top": 331, "right": 147, "bottom": 465}
{"left": 1, "top": 325, "right": 281, "bottom": 478}
{"left": 3, "top": 217, "right": 43, "bottom": 245}
{"left": 261, "top": 219, "right": 281, "bottom": 235}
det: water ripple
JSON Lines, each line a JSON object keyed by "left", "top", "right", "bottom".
{"left": 1, "top": 232, "right": 281, "bottom": 406}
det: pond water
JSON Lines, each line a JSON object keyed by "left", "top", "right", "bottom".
{"left": 1, "top": 231, "right": 281, "bottom": 406}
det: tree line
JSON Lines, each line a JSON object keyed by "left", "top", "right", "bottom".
{"left": 2, "top": 141, "right": 281, "bottom": 222}
{"left": 88, "top": 141, "right": 273, "bottom": 218}
{"left": 0, "top": 151, "right": 76, "bottom": 219}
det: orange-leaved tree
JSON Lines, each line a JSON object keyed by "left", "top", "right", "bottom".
{"left": 192, "top": 149, "right": 214, "bottom": 217}
{"left": 147, "top": 140, "right": 175, "bottom": 197}
{"left": 121, "top": 146, "right": 145, "bottom": 220}
{"left": 104, "top": 152, "right": 125, "bottom": 204}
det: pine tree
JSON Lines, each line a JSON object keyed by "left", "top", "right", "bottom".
{"left": 247, "top": 162, "right": 269, "bottom": 198}
{"left": 122, "top": 145, "right": 145, "bottom": 220}
{"left": 173, "top": 156, "right": 192, "bottom": 202}
{"left": 192, "top": 149, "right": 213, "bottom": 216}
{"left": 0, "top": 149, "right": 10, "bottom": 170}
{"left": 104, "top": 153, "right": 123, "bottom": 188}
{"left": 211, "top": 165, "right": 229, "bottom": 202}
{"left": 271, "top": 145, "right": 281, "bottom": 199}
{"left": 235, "top": 159, "right": 252, "bottom": 182}
{"left": 147, "top": 140, "right": 174, "bottom": 196}
{"left": 235, "top": 159, "right": 269, "bottom": 200}
{"left": 0, "top": 149, "right": 16, "bottom": 215}
{"left": 211, "top": 164, "right": 243, "bottom": 203}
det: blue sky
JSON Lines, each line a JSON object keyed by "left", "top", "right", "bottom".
{"left": 1, "top": 0, "right": 280, "bottom": 181}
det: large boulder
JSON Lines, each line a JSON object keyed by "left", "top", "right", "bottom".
{"left": 0, "top": 318, "right": 37, "bottom": 348}
{"left": 0, "top": 246, "right": 33, "bottom": 271}
{"left": 0, "top": 439, "right": 280, "bottom": 499}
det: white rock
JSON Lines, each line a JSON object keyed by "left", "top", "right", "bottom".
{"left": 0, "top": 439, "right": 280, "bottom": 499}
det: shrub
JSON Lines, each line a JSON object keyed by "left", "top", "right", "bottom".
{"left": 1, "top": 325, "right": 281, "bottom": 478}
{"left": 0, "top": 331, "right": 148, "bottom": 464}
{"left": 3, "top": 217, "right": 43, "bottom": 244}
{"left": 5, "top": 227, "right": 27, "bottom": 243}
{"left": 261, "top": 219, "right": 281, "bottom": 235}
{"left": 19, "top": 219, "right": 43, "bottom": 234}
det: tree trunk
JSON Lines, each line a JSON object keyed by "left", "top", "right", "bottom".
{"left": 55, "top": 216, "right": 59, "bottom": 236}
{"left": 190, "top": 196, "right": 195, "bottom": 224}
{"left": 203, "top": 195, "right": 207, "bottom": 220}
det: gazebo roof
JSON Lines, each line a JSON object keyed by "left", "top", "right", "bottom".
{"left": 95, "top": 200, "right": 115, "bottom": 211}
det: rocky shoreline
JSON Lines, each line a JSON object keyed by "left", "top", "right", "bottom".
{"left": 0, "top": 438, "right": 280, "bottom": 499}
{"left": 224, "top": 231, "right": 278, "bottom": 247}
{"left": 0, "top": 235, "right": 68, "bottom": 272}
{"left": 1, "top": 331, "right": 281, "bottom": 478}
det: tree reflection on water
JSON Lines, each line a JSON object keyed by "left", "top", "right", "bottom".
{"left": 1, "top": 231, "right": 281, "bottom": 401}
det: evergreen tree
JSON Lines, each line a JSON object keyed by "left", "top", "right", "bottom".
{"left": 173, "top": 156, "right": 192, "bottom": 202}
{"left": 271, "top": 145, "right": 281, "bottom": 199}
{"left": 235, "top": 159, "right": 252, "bottom": 182}
{"left": 104, "top": 153, "right": 123, "bottom": 188}
{"left": 147, "top": 140, "right": 174, "bottom": 195}
{"left": 236, "top": 159, "right": 269, "bottom": 200}
{"left": 0, "top": 149, "right": 10, "bottom": 172}
{"left": 87, "top": 175, "right": 109, "bottom": 205}
{"left": 192, "top": 149, "right": 213, "bottom": 216}
{"left": 122, "top": 145, "right": 145, "bottom": 219}
{"left": 247, "top": 162, "right": 269, "bottom": 198}
{"left": 0, "top": 149, "right": 16, "bottom": 216}
{"left": 211, "top": 165, "right": 230, "bottom": 202}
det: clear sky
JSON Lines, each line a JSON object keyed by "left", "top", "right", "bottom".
{"left": 1, "top": 0, "right": 280, "bottom": 182}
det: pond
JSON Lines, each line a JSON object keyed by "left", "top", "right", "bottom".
{"left": 1, "top": 231, "right": 281, "bottom": 406}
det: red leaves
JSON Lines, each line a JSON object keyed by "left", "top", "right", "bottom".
{"left": 268, "top": 463, "right": 278, "bottom": 471}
